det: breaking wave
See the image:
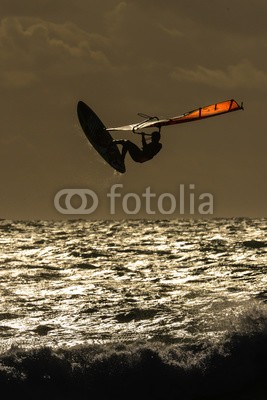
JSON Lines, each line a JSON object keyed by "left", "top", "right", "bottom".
{"left": 1, "top": 305, "right": 267, "bottom": 400}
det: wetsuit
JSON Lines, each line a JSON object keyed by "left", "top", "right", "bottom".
{"left": 116, "top": 135, "right": 162, "bottom": 163}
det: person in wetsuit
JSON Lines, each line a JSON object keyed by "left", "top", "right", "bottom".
{"left": 114, "top": 131, "right": 162, "bottom": 163}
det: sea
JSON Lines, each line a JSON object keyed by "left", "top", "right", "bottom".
{"left": 0, "top": 217, "right": 266, "bottom": 399}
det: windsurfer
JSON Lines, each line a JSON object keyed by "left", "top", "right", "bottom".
{"left": 114, "top": 131, "right": 162, "bottom": 163}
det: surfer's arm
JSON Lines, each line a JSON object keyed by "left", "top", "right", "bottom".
{"left": 141, "top": 133, "right": 147, "bottom": 149}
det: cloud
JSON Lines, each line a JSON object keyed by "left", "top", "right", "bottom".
{"left": 157, "top": 23, "right": 184, "bottom": 38}
{"left": 171, "top": 60, "right": 267, "bottom": 90}
{"left": 0, "top": 17, "right": 111, "bottom": 88}
{"left": 105, "top": 1, "right": 127, "bottom": 28}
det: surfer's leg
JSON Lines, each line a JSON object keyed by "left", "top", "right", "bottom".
{"left": 122, "top": 141, "right": 143, "bottom": 162}
{"left": 114, "top": 140, "right": 143, "bottom": 162}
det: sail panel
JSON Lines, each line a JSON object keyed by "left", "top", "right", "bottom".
{"left": 107, "top": 99, "right": 243, "bottom": 132}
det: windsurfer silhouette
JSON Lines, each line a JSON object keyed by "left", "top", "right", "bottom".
{"left": 114, "top": 131, "right": 162, "bottom": 163}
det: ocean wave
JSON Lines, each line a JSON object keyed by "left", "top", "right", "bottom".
{"left": 1, "top": 218, "right": 267, "bottom": 399}
{"left": 1, "top": 326, "right": 267, "bottom": 400}
{"left": 242, "top": 240, "right": 267, "bottom": 249}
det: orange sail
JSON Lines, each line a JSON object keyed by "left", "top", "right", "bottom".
{"left": 107, "top": 99, "right": 243, "bottom": 132}
{"left": 159, "top": 99, "right": 243, "bottom": 126}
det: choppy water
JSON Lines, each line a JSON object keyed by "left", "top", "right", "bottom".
{"left": 0, "top": 218, "right": 266, "bottom": 399}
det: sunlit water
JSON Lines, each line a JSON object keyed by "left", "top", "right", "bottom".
{"left": 0, "top": 218, "right": 266, "bottom": 398}
{"left": 0, "top": 218, "right": 266, "bottom": 349}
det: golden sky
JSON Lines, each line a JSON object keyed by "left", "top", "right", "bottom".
{"left": 0, "top": 0, "right": 266, "bottom": 219}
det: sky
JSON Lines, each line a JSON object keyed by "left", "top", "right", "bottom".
{"left": 0, "top": 0, "right": 266, "bottom": 219}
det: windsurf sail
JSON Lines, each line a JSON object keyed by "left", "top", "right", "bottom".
{"left": 107, "top": 99, "right": 243, "bottom": 132}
